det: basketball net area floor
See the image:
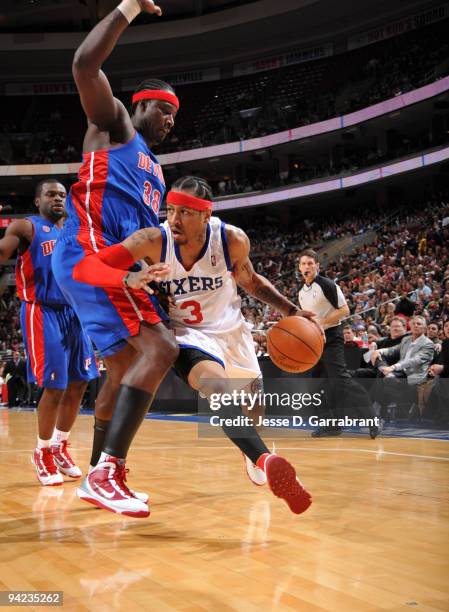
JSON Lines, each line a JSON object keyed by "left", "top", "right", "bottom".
{"left": 0, "top": 408, "right": 448, "bottom": 611}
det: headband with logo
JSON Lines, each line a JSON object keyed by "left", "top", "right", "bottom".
{"left": 132, "top": 89, "right": 180, "bottom": 111}
{"left": 166, "top": 190, "right": 212, "bottom": 211}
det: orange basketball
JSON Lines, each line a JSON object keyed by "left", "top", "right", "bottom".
{"left": 267, "top": 316, "right": 324, "bottom": 373}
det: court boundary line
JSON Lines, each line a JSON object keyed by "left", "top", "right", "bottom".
{"left": 2, "top": 446, "right": 448, "bottom": 461}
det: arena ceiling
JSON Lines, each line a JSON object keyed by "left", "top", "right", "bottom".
{"left": 0, "top": 0, "right": 441, "bottom": 80}
{"left": 0, "top": 0, "right": 438, "bottom": 33}
{"left": 2, "top": 0, "right": 261, "bottom": 32}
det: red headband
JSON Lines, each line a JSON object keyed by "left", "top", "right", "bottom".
{"left": 166, "top": 191, "right": 212, "bottom": 211}
{"left": 132, "top": 89, "right": 179, "bottom": 110}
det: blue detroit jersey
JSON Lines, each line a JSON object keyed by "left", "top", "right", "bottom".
{"left": 16, "top": 215, "right": 67, "bottom": 306}
{"left": 61, "top": 131, "right": 165, "bottom": 249}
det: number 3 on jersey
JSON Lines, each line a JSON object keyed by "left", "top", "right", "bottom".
{"left": 143, "top": 181, "right": 161, "bottom": 214}
{"left": 180, "top": 300, "right": 203, "bottom": 324}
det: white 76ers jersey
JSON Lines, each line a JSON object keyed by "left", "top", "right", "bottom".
{"left": 159, "top": 216, "right": 244, "bottom": 333}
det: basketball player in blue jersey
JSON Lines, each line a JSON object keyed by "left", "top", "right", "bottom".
{"left": 73, "top": 177, "right": 318, "bottom": 516}
{"left": 52, "top": 0, "right": 179, "bottom": 517}
{"left": 0, "top": 179, "right": 98, "bottom": 486}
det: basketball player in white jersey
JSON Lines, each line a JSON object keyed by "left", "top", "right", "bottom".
{"left": 72, "top": 176, "right": 315, "bottom": 515}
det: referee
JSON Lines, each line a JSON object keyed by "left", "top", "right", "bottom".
{"left": 298, "top": 249, "right": 380, "bottom": 438}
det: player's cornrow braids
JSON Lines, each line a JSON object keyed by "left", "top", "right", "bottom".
{"left": 172, "top": 176, "right": 213, "bottom": 201}
{"left": 130, "top": 78, "right": 176, "bottom": 114}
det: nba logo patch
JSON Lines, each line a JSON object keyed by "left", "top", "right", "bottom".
{"left": 211, "top": 255, "right": 216, "bottom": 266}
{"left": 50, "top": 372, "right": 56, "bottom": 381}
{"left": 85, "top": 357, "right": 92, "bottom": 370}
{"left": 43, "top": 225, "right": 51, "bottom": 233}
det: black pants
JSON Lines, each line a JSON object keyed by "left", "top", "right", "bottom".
{"left": 427, "top": 377, "right": 449, "bottom": 424}
{"left": 316, "top": 326, "right": 375, "bottom": 420}
{"left": 7, "top": 377, "right": 27, "bottom": 407}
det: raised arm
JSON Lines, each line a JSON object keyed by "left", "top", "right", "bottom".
{"left": 227, "top": 226, "right": 314, "bottom": 319}
{"left": 0, "top": 219, "right": 33, "bottom": 264}
{"left": 72, "top": 0, "right": 161, "bottom": 133}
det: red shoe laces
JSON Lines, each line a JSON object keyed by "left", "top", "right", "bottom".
{"left": 56, "top": 440, "right": 74, "bottom": 465}
{"left": 41, "top": 448, "right": 58, "bottom": 474}
{"left": 114, "top": 463, "right": 133, "bottom": 497}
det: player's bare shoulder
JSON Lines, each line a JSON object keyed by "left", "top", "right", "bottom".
{"left": 6, "top": 218, "right": 34, "bottom": 243}
{"left": 225, "top": 224, "right": 250, "bottom": 259}
{"left": 83, "top": 100, "right": 135, "bottom": 151}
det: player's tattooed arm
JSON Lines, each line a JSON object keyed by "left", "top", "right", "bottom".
{"left": 73, "top": 227, "right": 168, "bottom": 292}
{"left": 121, "top": 227, "right": 164, "bottom": 264}
{"left": 0, "top": 219, "right": 33, "bottom": 264}
{"left": 227, "top": 226, "right": 314, "bottom": 319}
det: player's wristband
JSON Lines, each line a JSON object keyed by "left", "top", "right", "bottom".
{"left": 117, "top": 0, "right": 141, "bottom": 23}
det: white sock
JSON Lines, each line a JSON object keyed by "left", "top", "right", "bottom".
{"left": 37, "top": 437, "right": 51, "bottom": 449}
{"left": 99, "top": 451, "right": 124, "bottom": 464}
{"left": 52, "top": 429, "right": 69, "bottom": 444}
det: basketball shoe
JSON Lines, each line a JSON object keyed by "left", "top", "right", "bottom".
{"left": 256, "top": 453, "right": 312, "bottom": 515}
{"left": 50, "top": 441, "right": 82, "bottom": 478}
{"left": 31, "top": 447, "right": 64, "bottom": 486}
{"left": 86, "top": 465, "right": 149, "bottom": 503}
{"left": 76, "top": 456, "right": 149, "bottom": 518}
{"left": 243, "top": 453, "right": 267, "bottom": 486}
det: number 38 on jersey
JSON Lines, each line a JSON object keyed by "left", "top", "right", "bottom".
{"left": 143, "top": 181, "right": 161, "bottom": 214}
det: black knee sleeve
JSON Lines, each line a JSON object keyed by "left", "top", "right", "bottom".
{"left": 103, "top": 385, "right": 153, "bottom": 459}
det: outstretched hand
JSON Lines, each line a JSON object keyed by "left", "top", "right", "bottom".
{"left": 125, "top": 263, "right": 170, "bottom": 293}
{"left": 138, "top": 0, "right": 162, "bottom": 16}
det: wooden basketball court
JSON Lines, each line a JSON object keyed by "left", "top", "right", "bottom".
{"left": 0, "top": 409, "right": 448, "bottom": 611}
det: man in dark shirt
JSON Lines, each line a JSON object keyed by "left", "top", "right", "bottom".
{"left": 4, "top": 351, "right": 27, "bottom": 407}
{"left": 298, "top": 250, "right": 380, "bottom": 438}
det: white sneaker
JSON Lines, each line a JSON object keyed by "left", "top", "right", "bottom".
{"left": 78, "top": 458, "right": 149, "bottom": 518}
{"left": 31, "top": 448, "right": 64, "bottom": 486}
{"left": 243, "top": 452, "right": 267, "bottom": 486}
{"left": 88, "top": 465, "right": 149, "bottom": 503}
{"left": 51, "top": 441, "right": 82, "bottom": 478}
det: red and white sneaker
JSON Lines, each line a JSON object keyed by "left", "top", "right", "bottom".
{"left": 243, "top": 452, "right": 267, "bottom": 486}
{"left": 256, "top": 453, "right": 312, "bottom": 515}
{"left": 76, "top": 457, "right": 149, "bottom": 518}
{"left": 87, "top": 465, "right": 149, "bottom": 503}
{"left": 51, "top": 441, "right": 82, "bottom": 478}
{"left": 31, "top": 447, "right": 64, "bottom": 486}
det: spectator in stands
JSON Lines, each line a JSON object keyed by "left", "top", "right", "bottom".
{"left": 438, "top": 293, "right": 449, "bottom": 324}
{"left": 427, "top": 320, "right": 449, "bottom": 425}
{"left": 380, "top": 302, "right": 396, "bottom": 327}
{"left": 427, "top": 322, "right": 441, "bottom": 346}
{"left": 367, "top": 325, "right": 381, "bottom": 344}
{"left": 411, "top": 277, "right": 433, "bottom": 302}
{"left": 353, "top": 316, "right": 408, "bottom": 381}
{"left": 343, "top": 325, "right": 360, "bottom": 346}
{"left": 370, "top": 315, "right": 435, "bottom": 418}
{"left": 375, "top": 317, "right": 409, "bottom": 350}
